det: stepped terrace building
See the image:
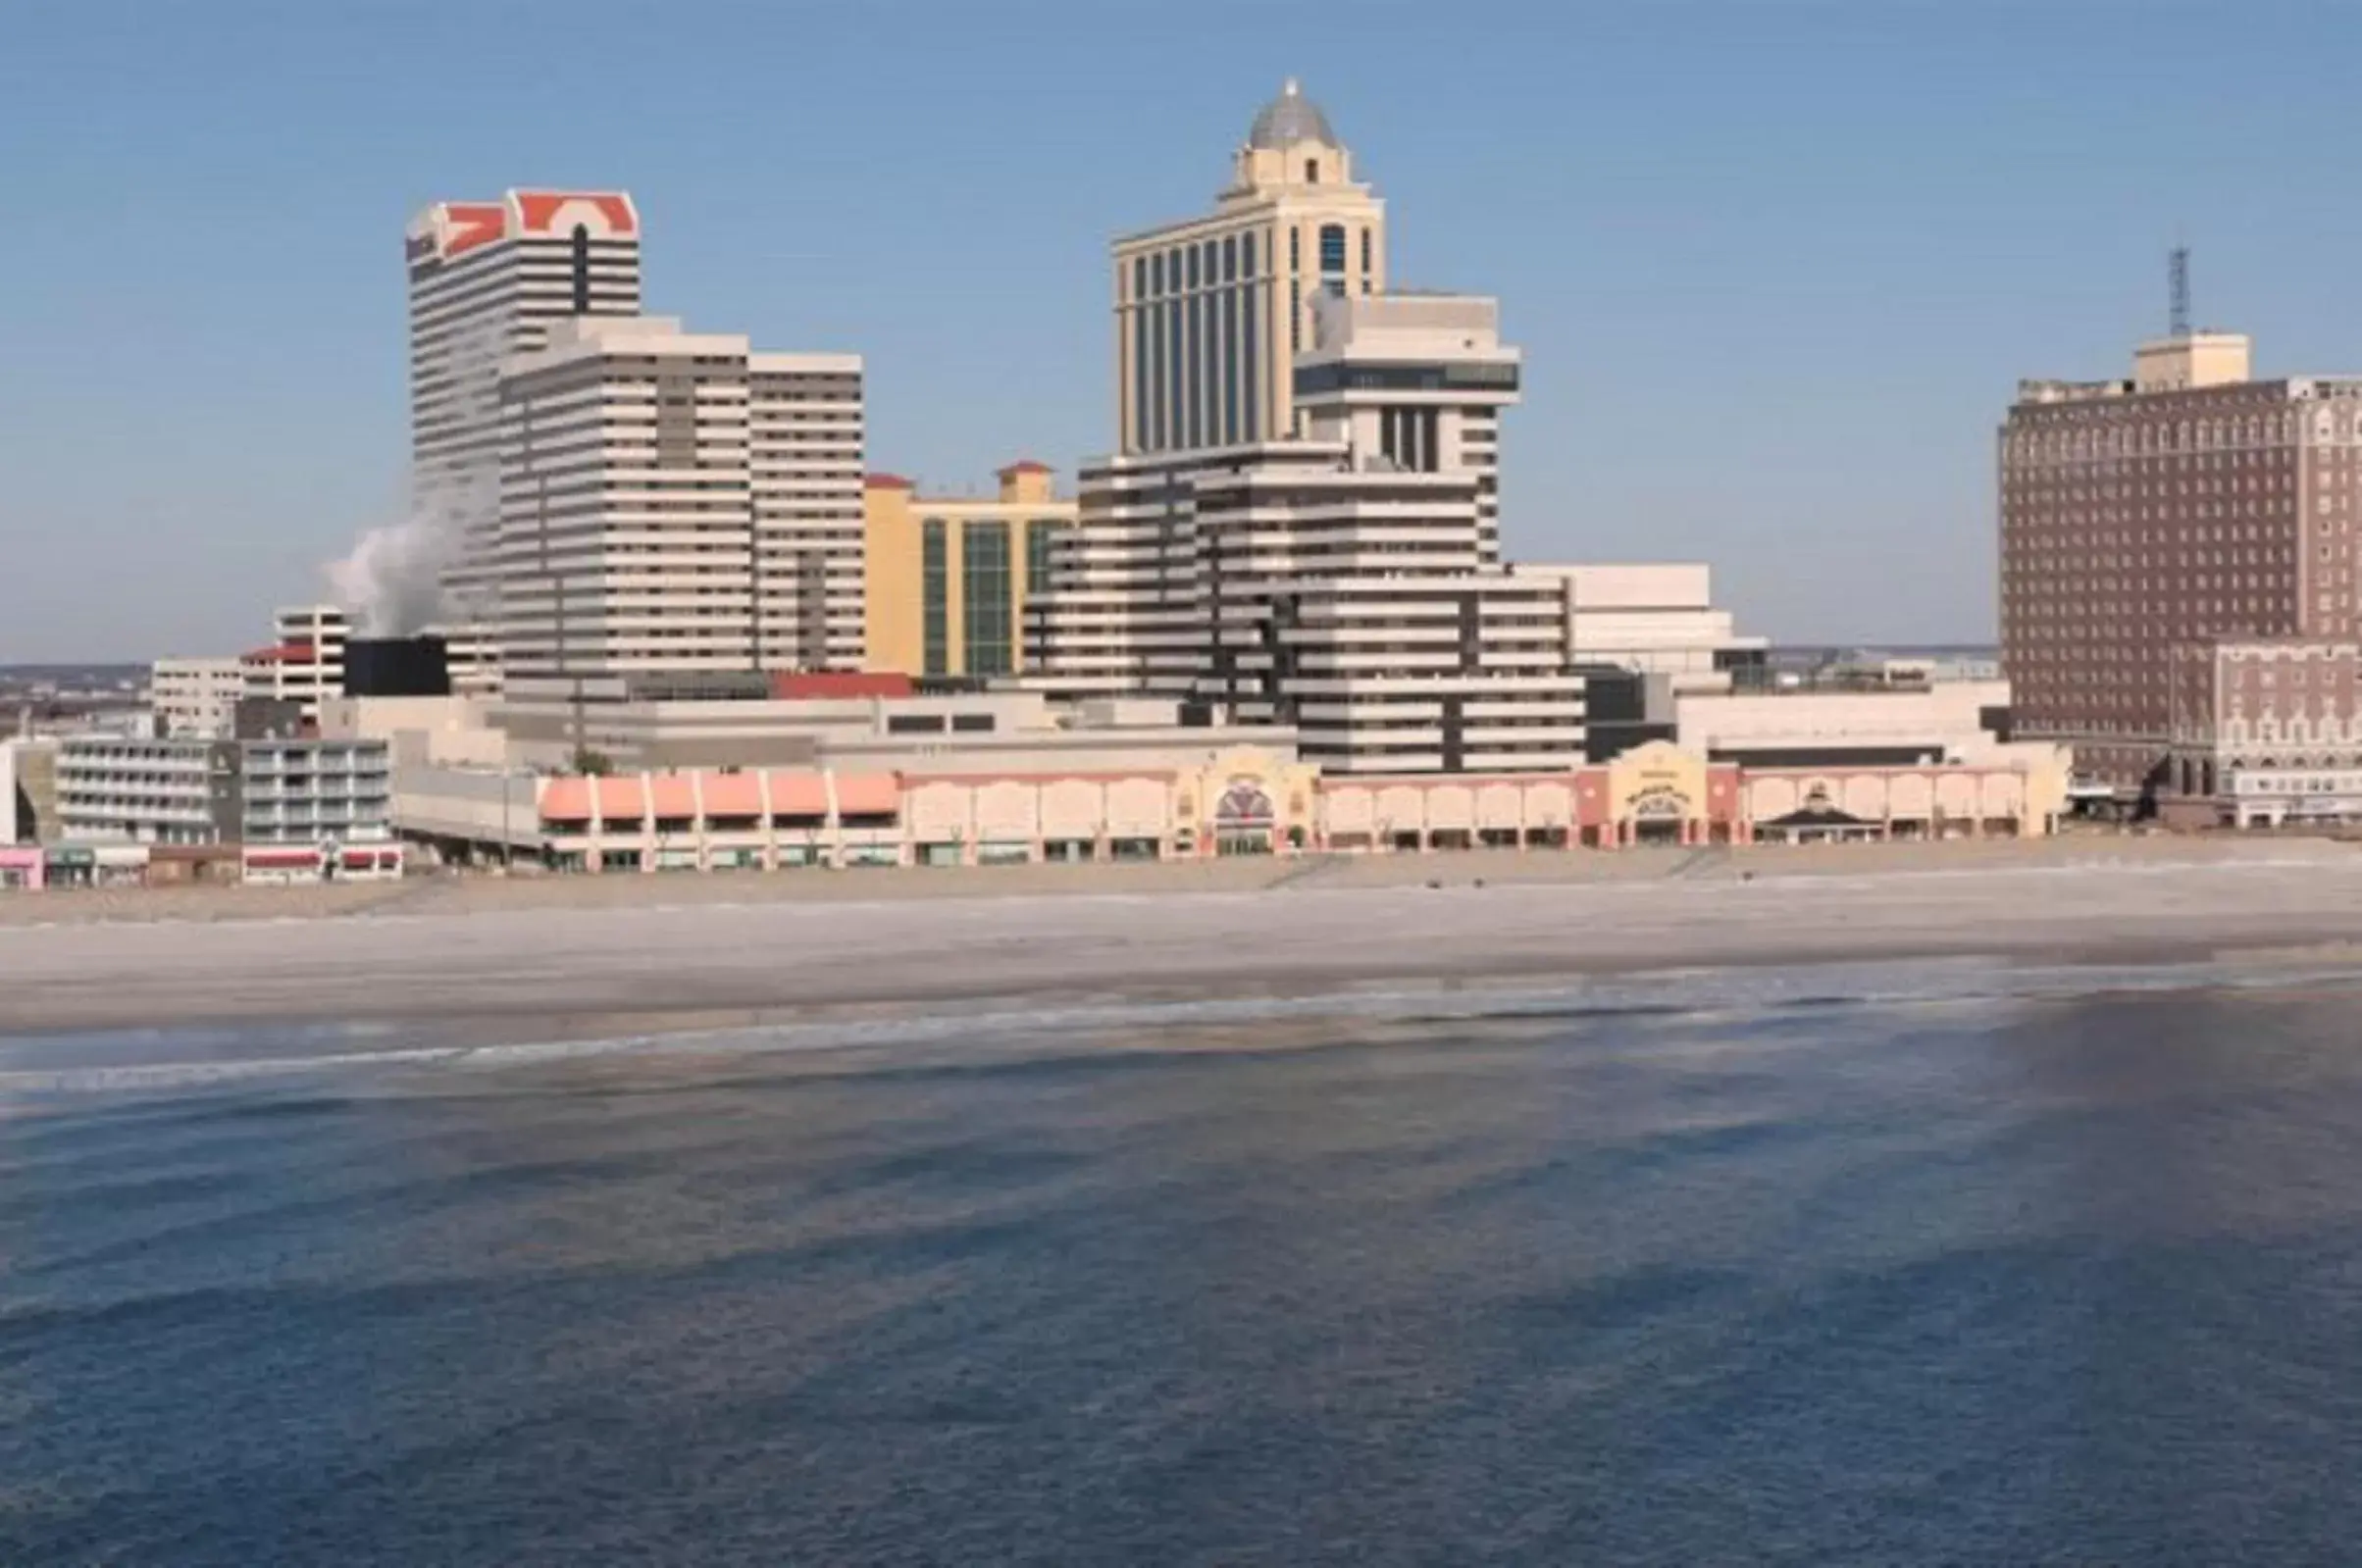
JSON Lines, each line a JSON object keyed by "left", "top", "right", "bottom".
{"left": 1029, "top": 291, "right": 1586, "bottom": 774}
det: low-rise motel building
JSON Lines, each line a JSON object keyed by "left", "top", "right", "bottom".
{"left": 862, "top": 463, "right": 1079, "bottom": 680}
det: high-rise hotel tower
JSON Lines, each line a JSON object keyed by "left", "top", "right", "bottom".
{"left": 1113, "top": 80, "right": 1384, "bottom": 453}
{"left": 496, "top": 316, "right": 865, "bottom": 681}
{"left": 404, "top": 191, "right": 643, "bottom": 625}
{"left": 1029, "top": 82, "right": 1584, "bottom": 775}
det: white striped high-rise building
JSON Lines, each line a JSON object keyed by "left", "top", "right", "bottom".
{"left": 495, "top": 316, "right": 865, "bottom": 683}
{"left": 1114, "top": 79, "right": 1385, "bottom": 454}
{"left": 1031, "top": 290, "right": 1585, "bottom": 774}
{"left": 405, "top": 190, "right": 644, "bottom": 631}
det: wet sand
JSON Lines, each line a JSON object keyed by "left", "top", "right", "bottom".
{"left": 7, "top": 837, "right": 2362, "bottom": 1036}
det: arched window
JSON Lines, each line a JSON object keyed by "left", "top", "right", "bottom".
{"left": 1318, "top": 224, "right": 1347, "bottom": 276}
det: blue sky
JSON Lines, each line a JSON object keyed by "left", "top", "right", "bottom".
{"left": 5, "top": 1, "right": 2359, "bottom": 661}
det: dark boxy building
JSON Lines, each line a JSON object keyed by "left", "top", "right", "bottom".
{"left": 344, "top": 635, "right": 452, "bottom": 698}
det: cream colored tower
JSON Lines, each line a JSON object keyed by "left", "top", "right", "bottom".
{"left": 1113, "top": 80, "right": 1385, "bottom": 454}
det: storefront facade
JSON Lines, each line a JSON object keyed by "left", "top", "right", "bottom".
{"left": 1573, "top": 742, "right": 1745, "bottom": 848}
{"left": 394, "top": 743, "right": 2067, "bottom": 876}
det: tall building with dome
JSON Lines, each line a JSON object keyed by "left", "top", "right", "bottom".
{"left": 1112, "top": 79, "right": 1385, "bottom": 454}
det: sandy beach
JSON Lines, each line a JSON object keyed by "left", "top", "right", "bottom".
{"left": 8, "top": 835, "right": 2362, "bottom": 1037}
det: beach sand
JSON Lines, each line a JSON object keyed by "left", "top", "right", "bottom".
{"left": 7, "top": 835, "right": 2362, "bottom": 1037}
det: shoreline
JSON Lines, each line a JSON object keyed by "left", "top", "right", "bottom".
{"left": 0, "top": 831, "right": 2348, "bottom": 930}
{"left": 9, "top": 838, "right": 2362, "bottom": 1038}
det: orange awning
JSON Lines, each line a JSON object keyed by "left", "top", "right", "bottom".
{"left": 539, "top": 779, "right": 592, "bottom": 823}
{"left": 700, "top": 773, "right": 763, "bottom": 816}
{"left": 645, "top": 777, "right": 697, "bottom": 818}
{"left": 832, "top": 773, "right": 901, "bottom": 816}
{"left": 766, "top": 771, "right": 829, "bottom": 815}
{"left": 594, "top": 779, "right": 647, "bottom": 820}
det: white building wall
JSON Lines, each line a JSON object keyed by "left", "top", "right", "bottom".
{"left": 1676, "top": 682, "right": 2011, "bottom": 757}
{"left": 151, "top": 658, "right": 247, "bottom": 738}
{"left": 496, "top": 318, "right": 864, "bottom": 683}
{"left": 750, "top": 354, "right": 866, "bottom": 671}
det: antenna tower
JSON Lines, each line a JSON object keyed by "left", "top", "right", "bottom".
{"left": 2169, "top": 245, "right": 2191, "bottom": 338}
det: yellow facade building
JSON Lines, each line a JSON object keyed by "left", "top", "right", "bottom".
{"left": 863, "top": 463, "right": 1080, "bottom": 679}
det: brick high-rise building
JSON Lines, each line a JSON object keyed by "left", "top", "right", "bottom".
{"left": 2000, "top": 329, "right": 2362, "bottom": 795}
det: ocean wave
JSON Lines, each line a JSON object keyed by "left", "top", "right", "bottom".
{"left": 5, "top": 954, "right": 2361, "bottom": 1098}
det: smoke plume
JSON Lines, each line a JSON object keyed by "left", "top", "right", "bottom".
{"left": 328, "top": 503, "right": 457, "bottom": 636}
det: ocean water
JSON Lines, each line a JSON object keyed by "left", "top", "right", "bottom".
{"left": 7, "top": 964, "right": 2362, "bottom": 1565}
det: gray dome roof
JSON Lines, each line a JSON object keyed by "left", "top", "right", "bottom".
{"left": 1247, "top": 78, "right": 1338, "bottom": 150}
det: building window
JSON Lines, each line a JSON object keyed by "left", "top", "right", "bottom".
{"left": 1289, "top": 280, "right": 1301, "bottom": 353}
{"left": 1244, "top": 281, "right": 1260, "bottom": 436}
{"left": 1305, "top": 158, "right": 1318, "bottom": 183}
{"left": 1242, "top": 232, "right": 1256, "bottom": 278}
{"left": 1223, "top": 234, "right": 1237, "bottom": 282}
{"left": 1318, "top": 224, "right": 1346, "bottom": 276}
{"left": 1167, "top": 296, "right": 1185, "bottom": 452}
{"left": 1361, "top": 227, "right": 1372, "bottom": 275}
{"left": 1186, "top": 246, "right": 1199, "bottom": 290}
{"left": 1186, "top": 293, "right": 1203, "bottom": 448}
{"left": 1133, "top": 308, "right": 1152, "bottom": 450}
{"left": 961, "top": 522, "right": 1012, "bottom": 677}
{"left": 1150, "top": 252, "right": 1161, "bottom": 296}
{"left": 921, "top": 520, "right": 949, "bottom": 677}
{"left": 1290, "top": 228, "right": 1300, "bottom": 273}
{"left": 1223, "top": 286, "right": 1240, "bottom": 443}
{"left": 1133, "top": 256, "right": 1146, "bottom": 300}
{"left": 1025, "top": 518, "right": 1069, "bottom": 591}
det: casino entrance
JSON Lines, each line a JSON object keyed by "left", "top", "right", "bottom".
{"left": 1628, "top": 784, "right": 1690, "bottom": 846}
{"left": 1212, "top": 778, "right": 1276, "bottom": 856}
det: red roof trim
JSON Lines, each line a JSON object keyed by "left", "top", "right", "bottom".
{"left": 865, "top": 473, "right": 914, "bottom": 490}
{"left": 998, "top": 459, "right": 1053, "bottom": 475}
{"left": 769, "top": 671, "right": 913, "bottom": 699}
